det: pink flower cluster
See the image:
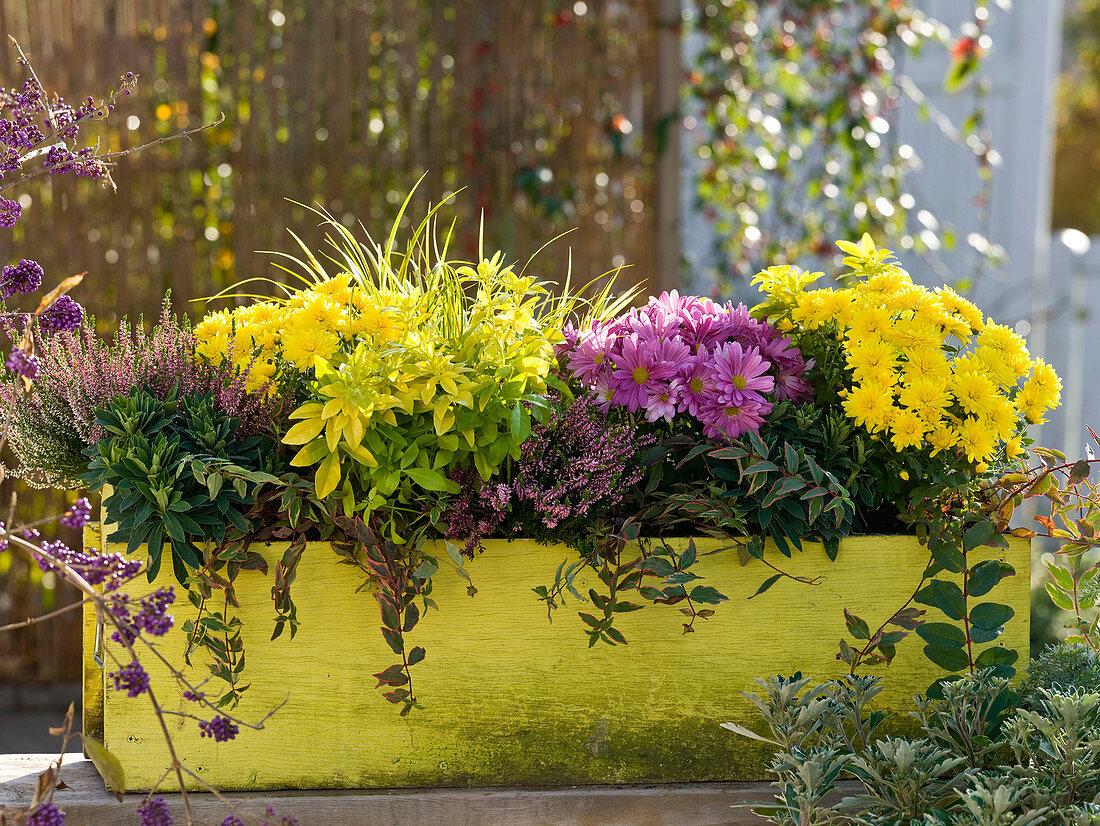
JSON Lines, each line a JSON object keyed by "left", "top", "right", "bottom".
{"left": 558, "top": 291, "right": 811, "bottom": 440}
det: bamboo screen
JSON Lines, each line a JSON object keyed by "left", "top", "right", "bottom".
{"left": 0, "top": 0, "right": 676, "bottom": 685}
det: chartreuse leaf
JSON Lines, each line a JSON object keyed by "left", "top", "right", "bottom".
{"left": 83, "top": 737, "right": 126, "bottom": 797}
{"left": 290, "top": 438, "right": 329, "bottom": 468}
{"left": 283, "top": 417, "right": 326, "bottom": 445}
{"left": 314, "top": 451, "right": 342, "bottom": 498}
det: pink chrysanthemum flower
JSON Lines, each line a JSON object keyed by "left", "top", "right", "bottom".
{"left": 567, "top": 324, "right": 616, "bottom": 383}
{"left": 712, "top": 341, "right": 774, "bottom": 406}
{"left": 678, "top": 353, "right": 717, "bottom": 417}
{"left": 699, "top": 396, "right": 772, "bottom": 441}
{"left": 610, "top": 337, "right": 676, "bottom": 412}
{"left": 626, "top": 304, "right": 681, "bottom": 342}
{"left": 590, "top": 372, "right": 617, "bottom": 412}
{"left": 644, "top": 379, "right": 683, "bottom": 423}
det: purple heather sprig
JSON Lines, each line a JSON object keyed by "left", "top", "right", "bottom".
{"left": 0, "top": 258, "right": 42, "bottom": 297}
{"left": 25, "top": 802, "right": 65, "bottom": 826}
{"left": 559, "top": 291, "right": 811, "bottom": 440}
{"left": 447, "top": 393, "right": 653, "bottom": 549}
{"left": 38, "top": 295, "right": 84, "bottom": 334}
{"left": 59, "top": 497, "right": 92, "bottom": 530}
{"left": 136, "top": 795, "right": 172, "bottom": 826}
{"left": 199, "top": 715, "right": 240, "bottom": 743}
{"left": 110, "top": 660, "right": 150, "bottom": 697}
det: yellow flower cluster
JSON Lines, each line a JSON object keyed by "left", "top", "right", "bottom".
{"left": 197, "top": 255, "right": 562, "bottom": 504}
{"left": 193, "top": 273, "right": 407, "bottom": 393}
{"left": 756, "top": 236, "right": 1062, "bottom": 465}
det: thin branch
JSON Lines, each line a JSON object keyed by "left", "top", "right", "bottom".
{"left": 0, "top": 597, "right": 90, "bottom": 633}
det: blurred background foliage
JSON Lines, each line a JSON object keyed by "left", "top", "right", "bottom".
{"left": 1052, "top": 0, "right": 1100, "bottom": 234}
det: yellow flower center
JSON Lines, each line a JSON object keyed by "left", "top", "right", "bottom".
{"left": 632, "top": 366, "right": 649, "bottom": 385}
{"left": 690, "top": 377, "right": 704, "bottom": 393}
{"left": 732, "top": 375, "right": 748, "bottom": 390}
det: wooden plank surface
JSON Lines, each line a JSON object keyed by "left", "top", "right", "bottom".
{"left": 85, "top": 531, "right": 1031, "bottom": 791}
{"left": 0, "top": 754, "right": 797, "bottom": 826}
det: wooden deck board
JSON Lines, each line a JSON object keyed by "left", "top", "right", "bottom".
{"left": 0, "top": 754, "right": 799, "bottom": 825}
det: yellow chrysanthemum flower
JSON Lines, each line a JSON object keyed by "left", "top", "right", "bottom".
{"left": 897, "top": 377, "right": 953, "bottom": 422}
{"left": 934, "top": 286, "right": 985, "bottom": 332}
{"left": 244, "top": 360, "right": 278, "bottom": 393}
{"left": 975, "top": 345, "right": 1021, "bottom": 390}
{"left": 291, "top": 297, "right": 348, "bottom": 332}
{"left": 954, "top": 416, "right": 996, "bottom": 464}
{"left": 196, "top": 330, "right": 231, "bottom": 366}
{"left": 846, "top": 304, "right": 893, "bottom": 338}
{"left": 1005, "top": 436, "right": 1025, "bottom": 459}
{"left": 281, "top": 326, "right": 340, "bottom": 369}
{"left": 846, "top": 337, "right": 898, "bottom": 379}
{"left": 976, "top": 322, "right": 1029, "bottom": 362}
{"left": 903, "top": 347, "right": 952, "bottom": 383}
{"left": 311, "top": 273, "right": 353, "bottom": 304}
{"left": 981, "top": 396, "right": 1017, "bottom": 442}
{"left": 951, "top": 366, "right": 998, "bottom": 419}
{"left": 1015, "top": 383, "right": 1056, "bottom": 425}
{"left": 887, "top": 316, "right": 943, "bottom": 353}
{"left": 1030, "top": 359, "right": 1063, "bottom": 398}
{"left": 927, "top": 424, "right": 959, "bottom": 457}
{"left": 890, "top": 408, "right": 928, "bottom": 451}
{"left": 842, "top": 383, "right": 895, "bottom": 433}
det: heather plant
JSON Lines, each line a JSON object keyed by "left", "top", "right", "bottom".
{"left": 1, "top": 297, "right": 282, "bottom": 489}
{"left": 446, "top": 392, "right": 653, "bottom": 556}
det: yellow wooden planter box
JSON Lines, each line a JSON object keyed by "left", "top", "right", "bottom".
{"left": 82, "top": 525, "right": 1030, "bottom": 792}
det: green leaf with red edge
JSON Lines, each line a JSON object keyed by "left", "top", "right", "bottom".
{"left": 783, "top": 443, "right": 799, "bottom": 474}
{"left": 603, "top": 626, "right": 627, "bottom": 645}
{"left": 1069, "top": 459, "right": 1091, "bottom": 485}
{"left": 383, "top": 688, "right": 409, "bottom": 703}
{"left": 380, "top": 626, "right": 404, "bottom": 654}
{"left": 689, "top": 585, "right": 727, "bottom": 605}
{"left": 742, "top": 460, "right": 779, "bottom": 477}
{"left": 838, "top": 638, "right": 856, "bottom": 665}
{"left": 890, "top": 607, "right": 925, "bottom": 631}
{"left": 761, "top": 476, "right": 806, "bottom": 508}
{"left": 407, "top": 646, "right": 426, "bottom": 666}
{"left": 749, "top": 574, "right": 782, "bottom": 599}
{"left": 844, "top": 609, "right": 870, "bottom": 640}
{"left": 680, "top": 541, "right": 698, "bottom": 569}
{"left": 379, "top": 598, "right": 400, "bottom": 631}
{"left": 373, "top": 664, "right": 409, "bottom": 687}
{"left": 403, "top": 601, "right": 420, "bottom": 632}
{"left": 579, "top": 612, "right": 601, "bottom": 629}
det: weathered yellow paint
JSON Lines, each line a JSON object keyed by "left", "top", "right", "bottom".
{"left": 82, "top": 526, "right": 1031, "bottom": 791}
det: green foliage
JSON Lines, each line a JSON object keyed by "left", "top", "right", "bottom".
{"left": 687, "top": 1, "right": 999, "bottom": 288}
{"left": 727, "top": 670, "right": 1100, "bottom": 825}
{"left": 0, "top": 378, "right": 89, "bottom": 488}
{"left": 1021, "top": 644, "right": 1100, "bottom": 707}
{"left": 82, "top": 387, "right": 279, "bottom": 584}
